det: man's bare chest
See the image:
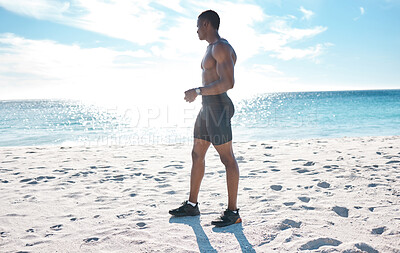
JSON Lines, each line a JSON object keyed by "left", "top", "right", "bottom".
{"left": 201, "top": 49, "right": 216, "bottom": 70}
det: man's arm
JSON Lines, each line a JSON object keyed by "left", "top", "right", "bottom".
{"left": 200, "top": 43, "right": 235, "bottom": 96}
{"left": 184, "top": 43, "right": 235, "bottom": 102}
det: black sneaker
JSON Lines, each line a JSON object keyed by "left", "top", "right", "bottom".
{"left": 211, "top": 209, "right": 242, "bottom": 227}
{"left": 169, "top": 201, "right": 200, "bottom": 217}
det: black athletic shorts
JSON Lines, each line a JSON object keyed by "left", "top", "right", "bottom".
{"left": 194, "top": 92, "right": 235, "bottom": 145}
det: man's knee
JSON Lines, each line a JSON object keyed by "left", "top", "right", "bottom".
{"left": 220, "top": 155, "right": 236, "bottom": 168}
{"left": 192, "top": 149, "right": 205, "bottom": 162}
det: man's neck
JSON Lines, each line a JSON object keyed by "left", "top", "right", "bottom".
{"left": 206, "top": 32, "right": 221, "bottom": 45}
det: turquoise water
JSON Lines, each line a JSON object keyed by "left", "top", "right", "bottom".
{"left": 0, "top": 89, "right": 399, "bottom": 146}
{"left": 233, "top": 89, "right": 400, "bottom": 140}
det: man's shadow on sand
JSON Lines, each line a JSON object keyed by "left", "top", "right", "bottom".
{"left": 169, "top": 216, "right": 255, "bottom": 253}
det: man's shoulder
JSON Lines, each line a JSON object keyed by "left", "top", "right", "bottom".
{"left": 212, "top": 39, "right": 233, "bottom": 53}
{"left": 215, "top": 38, "right": 231, "bottom": 47}
{"left": 211, "top": 39, "right": 235, "bottom": 60}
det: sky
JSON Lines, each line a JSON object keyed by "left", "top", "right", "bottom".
{"left": 0, "top": 0, "right": 399, "bottom": 104}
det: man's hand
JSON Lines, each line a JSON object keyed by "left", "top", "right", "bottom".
{"left": 184, "top": 88, "right": 197, "bottom": 103}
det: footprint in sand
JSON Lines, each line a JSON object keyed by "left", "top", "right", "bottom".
{"left": 133, "top": 160, "right": 148, "bottom": 163}
{"left": 110, "top": 175, "right": 125, "bottom": 181}
{"left": 371, "top": 226, "right": 386, "bottom": 235}
{"left": 292, "top": 168, "right": 310, "bottom": 174}
{"left": 116, "top": 213, "right": 133, "bottom": 219}
{"left": 136, "top": 222, "right": 147, "bottom": 229}
{"left": 317, "top": 182, "right": 330, "bottom": 188}
{"left": 332, "top": 206, "right": 349, "bottom": 217}
{"left": 299, "top": 237, "right": 342, "bottom": 250}
{"left": 20, "top": 178, "right": 33, "bottom": 183}
{"left": 279, "top": 219, "right": 302, "bottom": 230}
{"left": 158, "top": 171, "right": 177, "bottom": 176}
{"left": 301, "top": 206, "right": 315, "bottom": 210}
{"left": 26, "top": 241, "right": 45, "bottom": 247}
{"left": 283, "top": 202, "right": 296, "bottom": 206}
{"left": 270, "top": 185, "right": 282, "bottom": 191}
{"left": 156, "top": 184, "right": 171, "bottom": 188}
{"left": 50, "top": 224, "right": 63, "bottom": 231}
{"left": 298, "top": 197, "right": 310, "bottom": 203}
{"left": 344, "top": 185, "right": 353, "bottom": 190}
{"left": 236, "top": 156, "right": 246, "bottom": 163}
{"left": 163, "top": 164, "right": 184, "bottom": 169}
{"left": 154, "top": 177, "right": 166, "bottom": 182}
{"left": 354, "top": 242, "right": 379, "bottom": 253}
{"left": 53, "top": 168, "right": 74, "bottom": 174}
{"left": 83, "top": 237, "right": 99, "bottom": 243}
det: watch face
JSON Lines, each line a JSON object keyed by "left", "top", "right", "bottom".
{"left": 196, "top": 88, "right": 201, "bottom": 95}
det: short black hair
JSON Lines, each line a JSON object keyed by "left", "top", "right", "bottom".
{"left": 198, "top": 10, "right": 220, "bottom": 30}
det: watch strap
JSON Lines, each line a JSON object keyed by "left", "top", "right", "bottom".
{"left": 195, "top": 88, "right": 202, "bottom": 95}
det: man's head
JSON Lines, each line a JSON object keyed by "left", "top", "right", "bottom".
{"left": 197, "top": 10, "right": 220, "bottom": 40}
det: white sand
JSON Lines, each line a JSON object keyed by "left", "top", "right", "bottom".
{"left": 0, "top": 136, "right": 400, "bottom": 252}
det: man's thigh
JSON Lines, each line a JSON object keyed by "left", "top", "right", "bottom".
{"left": 192, "top": 138, "right": 211, "bottom": 158}
{"left": 213, "top": 140, "right": 234, "bottom": 158}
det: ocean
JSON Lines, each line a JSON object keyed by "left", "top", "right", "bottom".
{"left": 0, "top": 89, "right": 399, "bottom": 146}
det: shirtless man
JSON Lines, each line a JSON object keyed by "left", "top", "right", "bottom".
{"left": 169, "top": 10, "right": 241, "bottom": 227}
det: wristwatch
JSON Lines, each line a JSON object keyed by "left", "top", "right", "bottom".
{"left": 195, "top": 87, "right": 202, "bottom": 95}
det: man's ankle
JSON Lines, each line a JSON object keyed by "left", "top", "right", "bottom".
{"left": 187, "top": 200, "right": 197, "bottom": 207}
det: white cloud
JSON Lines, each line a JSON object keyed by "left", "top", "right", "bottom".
{"left": 269, "top": 20, "right": 327, "bottom": 41}
{"left": 75, "top": 0, "right": 165, "bottom": 45}
{"left": 0, "top": 0, "right": 328, "bottom": 62}
{"left": 299, "top": 6, "right": 314, "bottom": 20}
{"left": 252, "top": 64, "right": 283, "bottom": 75}
{"left": 0, "top": 0, "right": 166, "bottom": 45}
{"left": 0, "top": 0, "right": 69, "bottom": 20}
{"left": 0, "top": 1, "right": 332, "bottom": 101}
{"left": 154, "top": 0, "right": 184, "bottom": 14}
{"left": 354, "top": 6, "right": 365, "bottom": 21}
{"left": 271, "top": 43, "right": 328, "bottom": 61}
{"left": 259, "top": 19, "right": 327, "bottom": 61}
{"left": 0, "top": 33, "right": 187, "bottom": 103}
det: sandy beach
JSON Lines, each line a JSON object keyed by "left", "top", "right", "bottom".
{"left": 1, "top": 135, "right": 400, "bottom": 252}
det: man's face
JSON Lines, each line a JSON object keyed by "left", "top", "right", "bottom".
{"left": 197, "top": 18, "right": 205, "bottom": 40}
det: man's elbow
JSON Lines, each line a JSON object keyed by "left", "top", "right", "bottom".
{"left": 219, "top": 78, "right": 234, "bottom": 92}
{"left": 222, "top": 82, "right": 233, "bottom": 92}
{"left": 228, "top": 80, "right": 234, "bottom": 90}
